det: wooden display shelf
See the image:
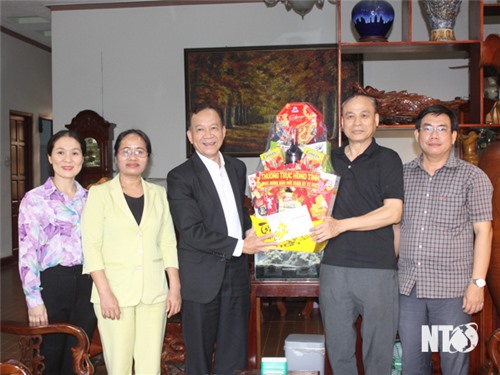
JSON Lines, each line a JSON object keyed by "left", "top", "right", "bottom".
{"left": 460, "top": 124, "right": 500, "bottom": 128}
{"left": 340, "top": 41, "right": 480, "bottom": 55}
{"left": 484, "top": 3, "right": 500, "bottom": 17}
{"left": 336, "top": 0, "right": 491, "bottom": 128}
{"left": 377, "top": 124, "right": 415, "bottom": 130}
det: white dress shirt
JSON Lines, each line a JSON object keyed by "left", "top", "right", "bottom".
{"left": 197, "top": 151, "right": 244, "bottom": 256}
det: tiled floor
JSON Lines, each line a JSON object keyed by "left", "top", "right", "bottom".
{"left": 1, "top": 262, "right": 323, "bottom": 374}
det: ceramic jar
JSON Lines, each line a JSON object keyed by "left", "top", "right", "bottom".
{"left": 486, "top": 101, "right": 500, "bottom": 124}
{"left": 351, "top": 0, "right": 395, "bottom": 42}
{"left": 484, "top": 77, "right": 499, "bottom": 100}
{"left": 422, "top": 0, "right": 463, "bottom": 41}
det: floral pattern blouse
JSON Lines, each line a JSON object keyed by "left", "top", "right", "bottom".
{"left": 18, "top": 178, "right": 87, "bottom": 308}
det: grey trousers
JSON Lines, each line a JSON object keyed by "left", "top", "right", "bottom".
{"left": 319, "top": 265, "right": 399, "bottom": 375}
{"left": 399, "top": 287, "right": 470, "bottom": 375}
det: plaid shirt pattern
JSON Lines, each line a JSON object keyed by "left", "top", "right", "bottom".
{"left": 398, "top": 155, "right": 493, "bottom": 298}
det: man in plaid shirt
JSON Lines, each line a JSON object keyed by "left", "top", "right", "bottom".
{"left": 397, "top": 105, "right": 493, "bottom": 375}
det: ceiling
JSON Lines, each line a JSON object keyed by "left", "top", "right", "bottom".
{"left": 1, "top": 1, "right": 126, "bottom": 49}
{"left": 0, "top": 0, "right": 258, "bottom": 49}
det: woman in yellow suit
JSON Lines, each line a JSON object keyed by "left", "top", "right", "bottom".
{"left": 82, "top": 129, "right": 181, "bottom": 375}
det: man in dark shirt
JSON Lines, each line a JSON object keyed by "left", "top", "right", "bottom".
{"left": 311, "top": 94, "right": 404, "bottom": 375}
{"left": 167, "top": 104, "right": 275, "bottom": 375}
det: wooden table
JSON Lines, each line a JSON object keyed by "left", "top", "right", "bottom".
{"left": 247, "top": 279, "right": 320, "bottom": 369}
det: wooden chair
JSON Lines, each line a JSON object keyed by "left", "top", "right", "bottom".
{"left": 0, "top": 359, "right": 32, "bottom": 375}
{"left": 480, "top": 328, "right": 500, "bottom": 375}
{"left": 86, "top": 176, "right": 111, "bottom": 190}
{"left": 0, "top": 321, "right": 93, "bottom": 375}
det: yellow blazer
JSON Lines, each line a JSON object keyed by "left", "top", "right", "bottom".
{"left": 82, "top": 175, "right": 178, "bottom": 307}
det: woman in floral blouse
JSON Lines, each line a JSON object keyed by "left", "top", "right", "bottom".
{"left": 18, "top": 130, "right": 97, "bottom": 375}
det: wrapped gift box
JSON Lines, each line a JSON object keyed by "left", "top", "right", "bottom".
{"left": 248, "top": 170, "right": 340, "bottom": 252}
{"left": 248, "top": 102, "right": 340, "bottom": 280}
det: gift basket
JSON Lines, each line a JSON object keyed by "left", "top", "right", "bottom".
{"left": 248, "top": 102, "right": 340, "bottom": 280}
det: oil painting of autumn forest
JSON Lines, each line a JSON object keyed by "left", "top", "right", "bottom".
{"left": 184, "top": 44, "right": 362, "bottom": 156}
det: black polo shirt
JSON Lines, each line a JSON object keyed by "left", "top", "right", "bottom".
{"left": 321, "top": 140, "right": 404, "bottom": 269}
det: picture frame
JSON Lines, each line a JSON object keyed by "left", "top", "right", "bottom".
{"left": 184, "top": 44, "right": 363, "bottom": 157}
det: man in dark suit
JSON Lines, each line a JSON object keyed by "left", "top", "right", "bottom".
{"left": 167, "top": 104, "right": 275, "bottom": 375}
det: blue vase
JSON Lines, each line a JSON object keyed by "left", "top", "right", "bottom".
{"left": 351, "top": 0, "right": 395, "bottom": 42}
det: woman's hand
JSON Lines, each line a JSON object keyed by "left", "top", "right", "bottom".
{"left": 99, "top": 290, "right": 121, "bottom": 320}
{"left": 165, "top": 267, "right": 181, "bottom": 318}
{"left": 28, "top": 304, "right": 48, "bottom": 326}
{"left": 91, "top": 269, "right": 121, "bottom": 320}
{"left": 166, "top": 288, "right": 182, "bottom": 318}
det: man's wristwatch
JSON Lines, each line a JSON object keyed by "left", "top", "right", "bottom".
{"left": 471, "top": 278, "right": 487, "bottom": 288}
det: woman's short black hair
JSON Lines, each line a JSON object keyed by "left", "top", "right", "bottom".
{"left": 47, "top": 130, "right": 86, "bottom": 156}
{"left": 114, "top": 129, "right": 152, "bottom": 156}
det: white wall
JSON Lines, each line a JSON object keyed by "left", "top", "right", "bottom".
{"left": 0, "top": 33, "right": 52, "bottom": 259}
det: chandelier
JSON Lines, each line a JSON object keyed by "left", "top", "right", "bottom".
{"left": 264, "top": 0, "right": 335, "bottom": 19}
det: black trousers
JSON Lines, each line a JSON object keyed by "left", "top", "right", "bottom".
{"left": 182, "top": 263, "right": 250, "bottom": 375}
{"left": 39, "top": 265, "right": 97, "bottom": 375}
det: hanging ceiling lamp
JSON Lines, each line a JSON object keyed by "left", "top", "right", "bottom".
{"left": 264, "top": 0, "right": 335, "bottom": 19}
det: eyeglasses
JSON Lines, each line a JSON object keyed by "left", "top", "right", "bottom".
{"left": 420, "top": 125, "right": 450, "bottom": 134}
{"left": 117, "top": 148, "right": 148, "bottom": 158}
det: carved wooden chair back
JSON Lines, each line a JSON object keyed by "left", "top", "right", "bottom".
{"left": 480, "top": 328, "right": 500, "bottom": 375}
{"left": 86, "top": 176, "right": 111, "bottom": 190}
{"left": 0, "top": 321, "right": 94, "bottom": 375}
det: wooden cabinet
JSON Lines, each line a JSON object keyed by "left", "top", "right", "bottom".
{"left": 336, "top": 0, "right": 499, "bottom": 131}
{"left": 65, "top": 110, "right": 116, "bottom": 188}
{"left": 334, "top": 1, "right": 499, "bottom": 374}
{"left": 482, "top": 5, "right": 500, "bottom": 126}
